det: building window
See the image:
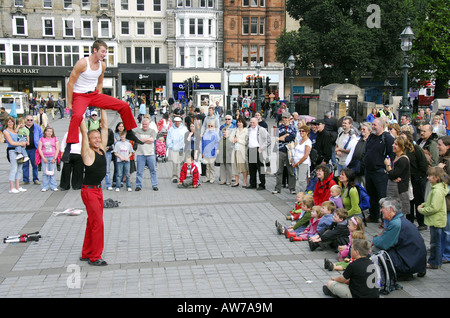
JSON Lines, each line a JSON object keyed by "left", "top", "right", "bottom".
{"left": 208, "top": 19, "right": 213, "bottom": 36}
{"left": 107, "top": 46, "right": 115, "bottom": 66}
{"left": 12, "top": 16, "right": 27, "bottom": 36}
{"left": 242, "top": 45, "right": 248, "bottom": 65}
{"left": 135, "top": 47, "right": 151, "bottom": 64}
{"left": 100, "top": 0, "right": 108, "bottom": 10}
{"left": 137, "top": 22, "right": 145, "bottom": 35}
{"left": 250, "top": 44, "right": 258, "bottom": 65}
{"left": 251, "top": 0, "right": 257, "bottom": 6}
{"left": 179, "top": 19, "right": 184, "bottom": 35}
{"left": 179, "top": 47, "right": 185, "bottom": 67}
{"left": 14, "top": 0, "right": 24, "bottom": 6}
{"left": 177, "top": 0, "right": 183, "bottom": 7}
{"left": 155, "top": 47, "right": 160, "bottom": 64}
{"left": 81, "top": 0, "right": 90, "bottom": 9}
{"left": 242, "top": 17, "right": 249, "bottom": 35}
{"left": 64, "top": 45, "right": 80, "bottom": 66}
{"left": 98, "top": 20, "right": 111, "bottom": 38}
{"left": 250, "top": 17, "right": 258, "bottom": 34}
{"left": 0, "top": 44, "right": 6, "bottom": 65}
{"left": 81, "top": 19, "right": 92, "bottom": 38}
{"left": 137, "top": 0, "right": 144, "bottom": 11}
{"left": 154, "top": 22, "right": 161, "bottom": 36}
{"left": 154, "top": 0, "right": 161, "bottom": 11}
{"left": 64, "top": 0, "right": 72, "bottom": 9}
{"left": 259, "top": 45, "right": 265, "bottom": 64}
{"left": 121, "top": 21, "right": 129, "bottom": 35}
{"left": 126, "top": 47, "right": 131, "bottom": 63}
{"left": 121, "top": 0, "right": 128, "bottom": 10}
{"left": 197, "top": 20, "right": 203, "bottom": 36}
{"left": 43, "top": 18, "right": 54, "bottom": 37}
{"left": 12, "top": 44, "right": 29, "bottom": 66}
{"left": 189, "top": 19, "right": 195, "bottom": 35}
{"left": 43, "top": 0, "right": 52, "bottom": 8}
{"left": 197, "top": 48, "right": 204, "bottom": 68}
{"left": 63, "top": 18, "right": 75, "bottom": 37}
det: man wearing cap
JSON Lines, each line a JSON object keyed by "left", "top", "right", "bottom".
{"left": 87, "top": 111, "right": 100, "bottom": 131}
{"left": 310, "top": 119, "right": 332, "bottom": 168}
{"left": 167, "top": 116, "right": 188, "bottom": 183}
{"left": 377, "top": 104, "right": 394, "bottom": 122}
{"left": 272, "top": 111, "right": 297, "bottom": 194}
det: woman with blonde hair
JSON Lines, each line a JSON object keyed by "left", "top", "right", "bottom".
{"left": 3, "top": 117, "right": 28, "bottom": 193}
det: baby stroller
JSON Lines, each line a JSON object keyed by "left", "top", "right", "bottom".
{"left": 156, "top": 136, "right": 167, "bottom": 162}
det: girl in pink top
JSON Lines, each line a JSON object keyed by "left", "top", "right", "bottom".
{"left": 38, "top": 127, "right": 60, "bottom": 192}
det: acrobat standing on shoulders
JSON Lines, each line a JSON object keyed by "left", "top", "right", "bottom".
{"left": 62, "top": 40, "right": 141, "bottom": 162}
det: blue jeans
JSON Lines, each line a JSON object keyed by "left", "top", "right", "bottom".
{"left": 116, "top": 160, "right": 131, "bottom": 189}
{"left": 42, "top": 157, "right": 57, "bottom": 190}
{"left": 22, "top": 148, "right": 39, "bottom": 183}
{"left": 429, "top": 226, "right": 443, "bottom": 267}
{"left": 8, "top": 150, "right": 23, "bottom": 182}
{"left": 136, "top": 155, "right": 158, "bottom": 189}
{"left": 102, "top": 151, "right": 112, "bottom": 188}
{"left": 442, "top": 212, "right": 450, "bottom": 262}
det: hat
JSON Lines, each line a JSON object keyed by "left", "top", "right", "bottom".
{"left": 173, "top": 116, "right": 182, "bottom": 122}
{"left": 310, "top": 119, "right": 323, "bottom": 125}
{"left": 281, "top": 111, "right": 291, "bottom": 118}
{"left": 91, "top": 111, "right": 98, "bottom": 116}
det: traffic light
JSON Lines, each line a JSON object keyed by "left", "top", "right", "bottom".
{"left": 258, "top": 77, "right": 263, "bottom": 87}
{"left": 247, "top": 76, "right": 251, "bottom": 87}
{"left": 266, "top": 76, "right": 270, "bottom": 88}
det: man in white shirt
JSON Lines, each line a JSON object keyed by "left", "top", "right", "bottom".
{"left": 335, "top": 116, "right": 357, "bottom": 174}
{"left": 247, "top": 117, "right": 270, "bottom": 190}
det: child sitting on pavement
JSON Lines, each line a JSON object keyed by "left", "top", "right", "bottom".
{"left": 286, "top": 192, "right": 304, "bottom": 220}
{"left": 309, "top": 208, "right": 349, "bottom": 251}
{"left": 317, "top": 201, "right": 336, "bottom": 234}
{"left": 329, "top": 185, "right": 344, "bottom": 209}
{"left": 290, "top": 205, "right": 322, "bottom": 241}
{"left": 324, "top": 230, "right": 366, "bottom": 271}
{"left": 178, "top": 155, "right": 200, "bottom": 188}
{"left": 323, "top": 238, "right": 379, "bottom": 298}
{"left": 275, "top": 195, "right": 314, "bottom": 237}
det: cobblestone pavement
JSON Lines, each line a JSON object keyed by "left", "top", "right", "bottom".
{"left": 0, "top": 110, "right": 448, "bottom": 299}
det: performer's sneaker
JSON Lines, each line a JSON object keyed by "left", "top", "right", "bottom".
{"left": 88, "top": 259, "right": 108, "bottom": 266}
{"left": 126, "top": 130, "right": 144, "bottom": 145}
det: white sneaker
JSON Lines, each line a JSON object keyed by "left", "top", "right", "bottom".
{"left": 107, "top": 187, "right": 113, "bottom": 191}
{"left": 115, "top": 188, "right": 120, "bottom": 192}
{"left": 41, "top": 189, "right": 47, "bottom": 192}
{"left": 23, "top": 157, "right": 30, "bottom": 163}
{"left": 18, "top": 187, "right": 27, "bottom": 192}
{"left": 15, "top": 154, "right": 23, "bottom": 160}
{"left": 53, "top": 188, "right": 59, "bottom": 192}
{"left": 9, "top": 189, "right": 19, "bottom": 194}
{"left": 127, "top": 188, "right": 132, "bottom": 192}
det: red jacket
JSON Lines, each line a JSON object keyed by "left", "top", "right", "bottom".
{"left": 179, "top": 162, "right": 199, "bottom": 186}
{"left": 313, "top": 173, "right": 336, "bottom": 206}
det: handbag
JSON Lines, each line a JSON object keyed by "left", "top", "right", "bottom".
{"left": 400, "top": 155, "right": 414, "bottom": 200}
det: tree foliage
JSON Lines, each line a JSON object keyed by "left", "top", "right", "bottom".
{"left": 278, "top": 0, "right": 422, "bottom": 86}
{"left": 410, "top": 0, "right": 450, "bottom": 98}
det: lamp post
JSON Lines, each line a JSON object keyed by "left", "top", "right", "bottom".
{"left": 226, "top": 65, "right": 231, "bottom": 114}
{"left": 288, "top": 52, "right": 295, "bottom": 114}
{"left": 398, "top": 18, "right": 415, "bottom": 120}
{"left": 256, "top": 62, "right": 261, "bottom": 112}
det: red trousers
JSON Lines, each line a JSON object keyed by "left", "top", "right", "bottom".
{"left": 81, "top": 187, "right": 104, "bottom": 262}
{"left": 67, "top": 90, "right": 137, "bottom": 144}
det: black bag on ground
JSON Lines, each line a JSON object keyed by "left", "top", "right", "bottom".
{"left": 104, "top": 198, "right": 120, "bottom": 208}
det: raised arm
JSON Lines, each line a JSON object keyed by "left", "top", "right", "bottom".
{"left": 100, "top": 109, "right": 108, "bottom": 150}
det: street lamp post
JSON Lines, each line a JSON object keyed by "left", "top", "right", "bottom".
{"left": 256, "top": 62, "right": 261, "bottom": 112}
{"left": 288, "top": 52, "right": 295, "bottom": 114}
{"left": 398, "top": 18, "right": 415, "bottom": 120}
{"left": 226, "top": 65, "right": 231, "bottom": 114}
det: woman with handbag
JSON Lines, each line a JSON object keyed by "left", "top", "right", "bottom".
{"left": 384, "top": 135, "right": 413, "bottom": 216}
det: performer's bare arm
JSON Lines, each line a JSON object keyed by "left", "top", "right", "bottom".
{"left": 99, "top": 108, "right": 108, "bottom": 150}
{"left": 80, "top": 119, "right": 93, "bottom": 166}
{"left": 66, "top": 59, "right": 87, "bottom": 110}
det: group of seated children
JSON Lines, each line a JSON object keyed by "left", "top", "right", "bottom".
{"left": 275, "top": 189, "right": 379, "bottom": 298}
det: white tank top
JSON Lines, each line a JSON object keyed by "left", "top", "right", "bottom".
{"left": 73, "top": 57, "right": 102, "bottom": 93}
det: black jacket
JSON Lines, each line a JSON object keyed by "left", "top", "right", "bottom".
{"left": 313, "top": 129, "right": 332, "bottom": 166}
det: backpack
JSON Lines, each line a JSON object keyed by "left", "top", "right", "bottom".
{"left": 103, "top": 198, "right": 120, "bottom": 208}
{"left": 371, "top": 250, "right": 403, "bottom": 295}
{"left": 355, "top": 183, "right": 370, "bottom": 211}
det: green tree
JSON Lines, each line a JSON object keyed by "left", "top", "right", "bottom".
{"left": 410, "top": 0, "right": 450, "bottom": 98}
{"left": 278, "top": 0, "right": 420, "bottom": 86}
